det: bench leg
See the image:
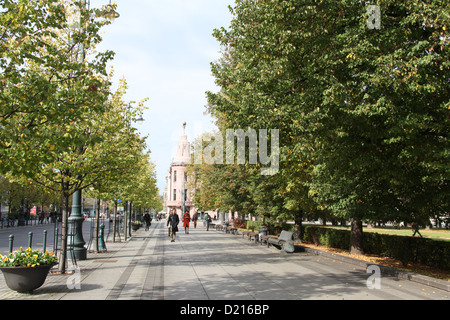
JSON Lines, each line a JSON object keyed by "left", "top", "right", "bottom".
{"left": 282, "top": 241, "right": 295, "bottom": 253}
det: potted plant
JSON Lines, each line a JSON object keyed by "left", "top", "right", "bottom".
{"left": 131, "top": 220, "right": 141, "bottom": 231}
{"left": 0, "top": 247, "right": 58, "bottom": 293}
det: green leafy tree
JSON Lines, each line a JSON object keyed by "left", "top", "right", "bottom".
{"left": 208, "top": 0, "right": 449, "bottom": 254}
{"left": 82, "top": 76, "right": 149, "bottom": 251}
{"left": 0, "top": 0, "right": 114, "bottom": 177}
{"left": 0, "top": 0, "right": 145, "bottom": 272}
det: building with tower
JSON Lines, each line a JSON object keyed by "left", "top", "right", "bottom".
{"left": 164, "top": 123, "right": 195, "bottom": 217}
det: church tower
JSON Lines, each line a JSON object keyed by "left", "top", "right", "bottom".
{"left": 173, "top": 122, "right": 191, "bottom": 165}
{"left": 166, "top": 123, "right": 194, "bottom": 215}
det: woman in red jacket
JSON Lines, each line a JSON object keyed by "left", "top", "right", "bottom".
{"left": 182, "top": 210, "right": 191, "bottom": 234}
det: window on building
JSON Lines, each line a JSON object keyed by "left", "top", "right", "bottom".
{"left": 173, "top": 189, "right": 176, "bottom": 201}
{"left": 174, "top": 171, "right": 177, "bottom": 182}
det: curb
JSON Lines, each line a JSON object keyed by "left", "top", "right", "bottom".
{"left": 298, "top": 245, "right": 450, "bottom": 292}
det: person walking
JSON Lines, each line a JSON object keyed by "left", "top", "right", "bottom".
{"left": 167, "top": 210, "right": 172, "bottom": 237}
{"left": 167, "top": 210, "right": 180, "bottom": 242}
{"left": 143, "top": 211, "right": 151, "bottom": 231}
{"left": 182, "top": 210, "right": 191, "bottom": 234}
{"left": 205, "top": 212, "right": 212, "bottom": 231}
{"left": 412, "top": 222, "right": 423, "bottom": 238}
{"left": 192, "top": 212, "right": 198, "bottom": 229}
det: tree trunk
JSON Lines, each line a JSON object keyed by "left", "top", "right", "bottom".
{"left": 350, "top": 219, "right": 364, "bottom": 255}
{"left": 112, "top": 201, "right": 117, "bottom": 242}
{"left": 94, "top": 198, "right": 101, "bottom": 252}
{"left": 123, "top": 201, "right": 128, "bottom": 241}
{"left": 294, "top": 211, "right": 303, "bottom": 242}
{"left": 58, "top": 193, "right": 69, "bottom": 274}
{"left": 128, "top": 200, "right": 132, "bottom": 238}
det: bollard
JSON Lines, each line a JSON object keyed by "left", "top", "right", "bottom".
{"left": 28, "top": 232, "right": 33, "bottom": 249}
{"left": 53, "top": 227, "right": 58, "bottom": 253}
{"left": 98, "top": 224, "right": 107, "bottom": 252}
{"left": 9, "top": 235, "right": 14, "bottom": 252}
{"left": 43, "top": 230, "right": 47, "bottom": 252}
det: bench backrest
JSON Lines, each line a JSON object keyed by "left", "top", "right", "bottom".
{"left": 279, "top": 230, "right": 293, "bottom": 241}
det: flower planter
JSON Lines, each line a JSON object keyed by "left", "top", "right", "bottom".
{"left": 0, "top": 264, "right": 56, "bottom": 293}
{"left": 131, "top": 224, "right": 140, "bottom": 231}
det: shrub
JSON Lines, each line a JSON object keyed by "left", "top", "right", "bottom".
{"left": 301, "top": 226, "right": 449, "bottom": 270}
{"left": 233, "top": 217, "right": 247, "bottom": 229}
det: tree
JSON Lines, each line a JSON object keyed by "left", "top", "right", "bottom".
{"left": 302, "top": 0, "right": 449, "bottom": 253}
{"left": 188, "top": 131, "right": 259, "bottom": 219}
{"left": 81, "top": 76, "right": 149, "bottom": 252}
{"left": 0, "top": 0, "right": 114, "bottom": 177}
{"left": 207, "top": 0, "right": 449, "bottom": 254}
{"left": 207, "top": 0, "right": 323, "bottom": 235}
{"left": 124, "top": 154, "right": 162, "bottom": 215}
{"left": 0, "top": 0, "right": 150, "bottom": 272}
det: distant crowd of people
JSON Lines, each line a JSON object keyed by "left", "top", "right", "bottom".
{"left": 165, "top": 209, "right": 213, "bottom": 242}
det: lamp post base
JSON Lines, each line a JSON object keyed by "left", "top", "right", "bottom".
{"left": 69, "top": 189, "right": 87, "bottom": 261}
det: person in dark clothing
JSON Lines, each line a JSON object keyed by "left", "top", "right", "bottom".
{"left": 143, "top": 211, "right": 151, "bottom": 231}
{"left": 412, "top": 222, "right": 423, "bottom": 238}
{"left": 167, "top": 210, "right": 180, "bottom": 242}
{"left": 205, "top": 212, "right": 212, "bottom": 231}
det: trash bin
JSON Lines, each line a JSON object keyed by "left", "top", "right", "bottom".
{"left": 259, "top": 225, "right": 268, "bottom": 236}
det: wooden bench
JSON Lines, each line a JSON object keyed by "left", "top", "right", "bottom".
{"left": 226, "top": 226, "right": 237, "bottom": 235}
{"left": 242, "top": 230, "right": 259, "bottom": 243}
{"left": 242, "top": 230, "right": 251, "bottom": 238}
{"left": 248, "top": 232, "right": 258, "bottom": 242}
{"left": 267, "top": 230, "right": 295, "bottom": 253}
{"left": 259, "top": 234, "right": 276, "bottom": 245}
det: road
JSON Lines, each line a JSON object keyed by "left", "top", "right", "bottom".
{"left": 0, "top": 218, "right": 116, "bottom": 254}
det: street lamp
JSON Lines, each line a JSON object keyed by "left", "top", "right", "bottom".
{"left": 102, "top": 1, "right": 120, "bottom": 21}
{"left": 68, "top": 0, "right": 120, "bottom": 261}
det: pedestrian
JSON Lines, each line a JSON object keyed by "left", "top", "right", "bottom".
{"left": 182, "top": 210, "right": 191, "bottom": 234}
{"left": 143, "top": 211, "right": 151, "bottom": 231}
{"left": 192, "top": 212, "right": 198, "bottom": 229}
{"left": 205, "top": 212, "right": 212, "bottom": 231}
{"left": 412, "top": 222, "right": 423, "bottom": 238}
{"left": 167, "top": 209, "right": 180, "bottom": 242}
{"left": 167, "top": 210, "right": 173, "bottom": 237}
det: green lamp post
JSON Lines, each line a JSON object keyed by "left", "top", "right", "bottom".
{"left": 68, "top": 188, "right": 86, "bottom": 260}
{"left": 68, "top": 0, "right": 120, "bottom": 261}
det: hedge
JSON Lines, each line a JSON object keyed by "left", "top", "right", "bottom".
{"left": 302, "top": 226, "right": 449, "bottom": 270}
{"left": 246, "top": 220, "right": 263, "bottom": 231}
{"left": 241, "top": 222, "right": 448, "bottom": 270}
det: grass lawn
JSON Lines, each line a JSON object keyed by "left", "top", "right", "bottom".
{"left": 321, "top": 225, "right": 450, "bottom": 242}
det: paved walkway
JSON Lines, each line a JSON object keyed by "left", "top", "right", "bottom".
{"left": 0, "top": 220, "right": 448, "bottom": 302}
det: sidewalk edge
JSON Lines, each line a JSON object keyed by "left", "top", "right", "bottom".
{"left": 297, "top": 245, "right": 450, "bottom": 292}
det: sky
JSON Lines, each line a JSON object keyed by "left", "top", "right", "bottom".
{"left": 90, "top": 0, "right": 235, "bottom": 194}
